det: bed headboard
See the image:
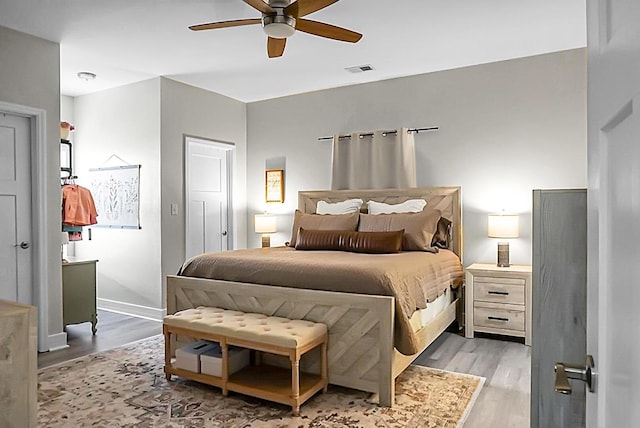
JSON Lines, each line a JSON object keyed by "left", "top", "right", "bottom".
{"left": 298, "top": 187, "right": 463, "bottom": 259}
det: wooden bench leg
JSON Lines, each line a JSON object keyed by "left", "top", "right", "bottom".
{"left": 321, "top": 340, "right": 328, "bottom": 393}
{"left": 163, "top": 326, "right": 172, "bottom": 381}
{"left": 221, "top": 341, "right": 229, "bottom": 397}
{"left": 290, "top": 354, "right": 300, "bottom": 416}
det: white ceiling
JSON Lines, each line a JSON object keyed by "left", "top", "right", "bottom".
{"left": 0, "top": 0, "right": 586, "bottom": 103}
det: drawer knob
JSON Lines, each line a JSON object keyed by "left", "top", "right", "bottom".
{"left": 488, "top": 316, "right": 509, "bottom": 322}
{"left": 488, "top": 291, "right": 509, "bottom": 296}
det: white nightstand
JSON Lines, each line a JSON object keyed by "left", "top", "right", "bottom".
{"left": 465, "top": 263, "right": 532, "bottom": 345}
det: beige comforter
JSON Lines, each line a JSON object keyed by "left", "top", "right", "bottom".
{"left": 178, "top": 247, "right": 464, "bottom": 354}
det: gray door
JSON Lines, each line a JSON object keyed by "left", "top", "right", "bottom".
{"left": 531, "top": 189, "right": 587, "bottom": 427}
{"left": 0, "top": 112, "right": 32, "bottom": 303}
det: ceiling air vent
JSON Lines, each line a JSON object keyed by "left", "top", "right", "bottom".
{"left": 345, "top": 64, "right": 375, "bottom": 73}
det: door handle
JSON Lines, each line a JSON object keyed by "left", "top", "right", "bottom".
{"left": 222, "top": 231, "right": 228, "bottom": 236}
{"left": 14, "top": 241, "right": 30, "bottom": 249}
{"left": 554, "top": 355, "right": 595, "bottom": 394}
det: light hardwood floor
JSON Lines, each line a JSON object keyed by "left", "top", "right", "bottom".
{"left": 415, "top": 331, "right": 531, "bottom": 428}
{"left": 38, "top": 309, "right": 162, "bottom": 369}
{"left": 38, "top": 312, "right": 530, "bottom": 426}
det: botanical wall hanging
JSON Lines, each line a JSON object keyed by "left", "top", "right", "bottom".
{"left": 89, "top": 164, "right": 141, "bottom": 229}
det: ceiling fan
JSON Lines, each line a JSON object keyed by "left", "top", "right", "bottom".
{"left": 189, "top": 0, "right": 363, "bottom": 58}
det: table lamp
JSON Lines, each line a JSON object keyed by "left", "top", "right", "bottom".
{"left": 488, "top": 214, "right": 519, "bottom": 267}
{"left": 255, "top": 214, "right": 277, "bottom": 248}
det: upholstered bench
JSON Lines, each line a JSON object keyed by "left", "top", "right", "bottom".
{"left": 163, "top": 306, "right": 328, "bottom": 416}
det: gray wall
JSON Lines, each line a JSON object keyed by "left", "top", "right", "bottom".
{"left": 60, "top": 95, "right": 74, "bottom": 124}
{"left": 160, "top": 78, "right": 247, "bottom": 304}
{"left": 246, "top": 49, "right": 587, "bottom": 265}
{"left": 0, "top": 26, "right": 62, "bottom": 341}
{"left": 68, "top": 77, "right": 247, "bottom": 317}
{"left": 73, "top": 79, "right": 164, "bottom": 312}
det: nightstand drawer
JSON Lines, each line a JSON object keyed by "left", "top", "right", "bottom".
{"left": 474, "top": 278, "right": 525, "bottom": 305}
{"left": 473, "top": 304, "right": 525, "bottom": 332}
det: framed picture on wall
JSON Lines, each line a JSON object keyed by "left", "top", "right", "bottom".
{"left": 89, "top": 164, "right": 142, "bottom": 229}
{"left": 265, "top": 169, "right": 284, "bottom": 203}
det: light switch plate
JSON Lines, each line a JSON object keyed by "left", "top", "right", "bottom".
{"left": 171, "top": 203, "right": 178, "bottom": 216}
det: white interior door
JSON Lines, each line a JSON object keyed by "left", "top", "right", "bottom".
{"left": 587, "top": 0, "right": 640, "bottom": 426}
{"left": 185, "top": 137, "right": 233, "bottom": 259}
{"left": 0, "top": 113, "right": 32, "bottom": 303}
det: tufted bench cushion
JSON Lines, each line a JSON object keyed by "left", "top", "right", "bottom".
{"left": 163, "top": 306, "right": 327, "bottom": 349}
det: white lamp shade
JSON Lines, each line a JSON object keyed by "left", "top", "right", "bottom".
{"left": 255, "top": 214, "right": 277, "bottom": 234}
{"left": 488, "top": 214, "right": 520, "bottom": 238}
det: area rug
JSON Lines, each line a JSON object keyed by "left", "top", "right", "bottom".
{"left": 38, "top": 335, "right": 484, "bottom": 427}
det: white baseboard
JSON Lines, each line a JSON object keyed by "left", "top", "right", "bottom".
{"left": 48, "top": 332, "right": 68, "bottom": 352}
{"left": 97, "top": 298, "right": 165, "bottom": 322}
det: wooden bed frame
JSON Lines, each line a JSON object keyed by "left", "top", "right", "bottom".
{"left": 166, "top": 186, "right": 462, "bottom": 407}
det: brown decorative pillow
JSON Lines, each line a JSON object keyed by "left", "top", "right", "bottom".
{"left": 358, "top": 208, "right": 442, "bottom": 252}
{"left": 288, "top": 210, "right": 359, "bottom": 247}
{"left": 295, "top": 228, "right": 403, "bottom": 254}
{"left": 431, "top": 217, "right": 452, "bottom": 249}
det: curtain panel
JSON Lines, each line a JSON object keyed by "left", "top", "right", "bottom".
{"left": 331, "top": 128, "right": 417, "bottom": 190}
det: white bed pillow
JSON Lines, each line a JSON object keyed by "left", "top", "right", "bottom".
{"left": 367, "top": 199, "right": 427, "bottom": 215}
{"left": 316, "top": 198, "right": 364, "bottom": 215}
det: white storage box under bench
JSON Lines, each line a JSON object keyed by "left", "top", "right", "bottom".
{"left": 200, "top": 344, "right": 250, "bottom": 377}
{"left": 175, "top": 340, "right": 218, "bottom": 373}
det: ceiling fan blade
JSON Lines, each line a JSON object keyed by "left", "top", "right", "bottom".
{"left": 286, "top": 0, "right": 339, "bottom": 17}
{"left": 189, "top": 18, "right": 261, "bottom": 31}
{"left": 267, "top": 37, "right": 286, "bottom": 58}
{"left": 296, "top": 19, "right": 362, "bottom": 43}
{"left": 243, "top": 0, "right": 274, "bottom": 14}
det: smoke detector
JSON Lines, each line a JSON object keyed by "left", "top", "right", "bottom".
{"left": 77, "top": 72, "right": 97, "bottom": 81}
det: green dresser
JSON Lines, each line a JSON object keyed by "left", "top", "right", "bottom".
{"left": 62, "top": 258, "right": 98, "bottom": 334}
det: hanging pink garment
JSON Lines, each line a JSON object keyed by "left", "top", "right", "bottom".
{"left": 62, "top": 184, "right": 98, "bottom": 226}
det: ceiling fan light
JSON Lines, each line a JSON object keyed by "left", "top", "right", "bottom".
{"left": 262, "top": 15, "right": 296, "bottom": 39}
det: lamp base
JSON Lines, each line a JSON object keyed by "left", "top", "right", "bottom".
{"left": 497, "top": 242, "right": 510, "bottom": 267}
{"left": 261, "top": 234, "right": 271, "bottom": 248}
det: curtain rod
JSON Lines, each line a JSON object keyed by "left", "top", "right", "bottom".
{"left": 317, "top": 127, "right": 439, "bottom": 141}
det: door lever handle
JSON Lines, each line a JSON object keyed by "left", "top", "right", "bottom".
{"left": 14, "top": 241, "right": 30, "bottom": 249}
{"left": 554, "top": 363, "right": 572, "bottom": 394}
{"left": 554, "top": 355, "right": 595, "bottom": 394}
